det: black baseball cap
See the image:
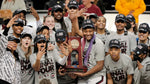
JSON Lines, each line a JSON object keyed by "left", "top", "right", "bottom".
{"left": 115, "top": 14, "right": 126, "bottom": 22}
{"left": 133, "top": 43, "right": 148, "bottom": 55}
{"left": 34, "top": 34, "right": 46, "bottom": 44}
{"left": 126, "top": 14, "right": 135, "bottom": 22}
{"left": 55, "top": 29, "right": 67, "bottom": 42}
{"left": 8, "top": 36, "right": 20, "bottom": 43}
{"left": 109, "top": 39, "right": 121, "bottom": 48}
{"left": 20, "top": 32, "right": 32, "bottom": 39}
{"left": 139, "top": 23, "right": 150, "bottom": 33}
{"left": 82, "top": 19, "right": 95, "bottom": 29}
{"left": 13, "top": 9, "right": 26, "bottom": 17}
{"left": 36, "top": 25, "right": 49, "bottom": 34}
{"left": 52, "top": 5, "right": 63, "bottom": 12}
{"left": 13, "top": 18, "right": 25, "bottom": 26}
{"left": 89, "top": 13, "right": 98, "bottom": 19}
{"left": 68, "top": 0, "right": 79, "bottom": 9}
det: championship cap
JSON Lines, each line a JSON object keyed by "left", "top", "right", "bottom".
{"left": 8, "top": 36, "right": 20, "bottom": 43}
{"left": 134, "top": 43, "right": 148, "bottom": 55}
{"left": 13, "top": 9, "right": 26, "bottom": 17}
{"left": 109, "top": 39, "right": 121, "bottom": 48}
{"left": 20, "top": 32, "right": 32, "bottom": 39}
{"left": 139, "top": 23, "right": 150, "bottom": 33}
{"left": 34, "top": 34, "right": 46, "bottom": 44}
{"left": 115, "top": 14, "right": 126, "bottom": 22}
{"left": 13, "top": 18, "right": 25, "bottom": 27}
{"left": 36, "top": 25, "right": 49, "bottom": 34}
{"left": 89, "top": 13, "right": 98, "bottom": 19}
{"left": 55, "top": 29, "right": 67, "bottom": 42}
{"left": 82, "top": 19, "right": 94, "bottom": 29}
{"left": 52, "top": 4, "right": 63, "bottom": 12}
{"left": 68, "top": 0, "right": 79, "bottom": 9}
{"left": 126, "top": 14, "right": 135, "bottom": 22}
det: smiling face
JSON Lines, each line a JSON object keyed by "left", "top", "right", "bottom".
{"left": 96, "top": 17, "right": 106, "bottom": 29}
{"left": 12, "top": 24, "right": 24, "bottom": 35}
{"left": 68, "top": 7, "right": 78, "bottom": 14}
{"left": 109, "top": 47, "right": 120, "bottom": 62}
{"left": 37, "top": 40, "right": 46, "bottom": 51}
{"left": 115, "top": 20, "right": 126, "bottom": 31}
{"left": 138, "top": 31, "right": 149, "bottom": 42}
{"left": 43, "top": 16, "right": 55, "bottom": 30}
{"left": 54, "top": 10, "right": 63, "bottom": 20}
{"left": 21, "top": 36, "right": 32, "bottom": 48}
{"left": 82, "top": 28, "right": 94, "bottom": 41}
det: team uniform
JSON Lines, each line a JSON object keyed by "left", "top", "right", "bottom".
{"left": 0, "top": 33, "right": 21, "bottom": 84}
{"left": 105, "top": 32, "right": 136, "bottom": 56}
{"left": 78, "top": 37, "right": 106, "bottom": 84}
{"left": 134, "top": 56, "right": 150, "bottom": 84}
{"left": 105, "top": 54, "right": 134, "bottom": 84}
{"left": 30, "top": 48, "right": 67, "bottom": 84}
{"left": 17, "top": 46, "right": 35, "bottom": 84}
{"left": 95, "top": 30, "right": 114, "bottom": 44}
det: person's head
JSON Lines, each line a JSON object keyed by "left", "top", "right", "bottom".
{"left": 43, "top": 15, "right": 55, "bottom": 30}
{"left": 12, "top": 18, "right": 25, "bottom": 37}
{"left": 115, "top": 14, "right": 126, "bottom": 32}
{"left": 8, "top": 36, "right": 20, "bottom": 51}
{"left": 68, "top": 0, "right": 79, "bottom": 14}
{"left": 133, "top": 43, "right": 148, "bottom": 62}
{"left": 96, "top": 16, "right": 106, "bottom": 30}
{"left": 82, "top": 0, "right": 91, "bottom": 6}
{"left": 138, "top": 23, "right": 150, "bottom": 42}
{"left": 82, "top": 19, "right": 95, "bottom": 41}
{"left": 126, "top": 14, "right": 137, "bottom": 34}
{"left": 36, "top": 26, "right": 50, "bottom": 41}
{"left": 55, "top": 29, "right": 67, "bottom": 45}
{"left": 52, "top": 5, "right": 63, "bottom": 20}
{"left": 13, "top": 9, "right": 26, "bottom": 20}
{"left": 34, "top": 34, "right": 47, "bottom": 53}
{"left": 20, "top": 33, "right": 32, "bottom": 48}
{"left": 89, "top": 13, "right": 98, "bottom": 25}
{"left": 20, "top": 33, "right": 32, "bottom": 58}
{"left": 109, "top": 39, "right": 121, "bottom": 62}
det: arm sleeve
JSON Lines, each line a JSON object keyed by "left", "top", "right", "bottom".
{"left": 96, "top": 6, "right": 103, "bottom": 16}
{"left": 64, "top": 17, "right": 72, "bottom": 33}
{"left": 53, "top": 49, "right": 68, "bottom": 65}
{"left": 115, "top": 0, "right": 130, "bottom": 16}
{"left": 0, "top": 0, "right": 5, "bottom": 9}
{"left": 132, "top": 0, "right": 146, "bottom": 17}
{"left": 139, "top": 63, "right": 150, "bottom": 77}
{"left": 36, "top": 20, "right": 43, "bottom": 28}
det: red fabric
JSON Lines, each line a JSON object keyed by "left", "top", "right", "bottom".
{"left": 79, "top": 4, "right": 103, "bottom": 16}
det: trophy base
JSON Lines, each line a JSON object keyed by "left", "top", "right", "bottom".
{"left": 65, "top": 65, "right": 87, "bottom": 73}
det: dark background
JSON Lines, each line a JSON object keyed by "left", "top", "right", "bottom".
{"left": 0, "top": 0, "right": 150, "bottom": 11}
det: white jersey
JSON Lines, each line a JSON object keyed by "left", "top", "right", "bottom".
{"left": 0, "top": 34, "right": 21, "bottom": 84}
{"left": 105, "top": 32, "right": 137, "bottom": 56}
{"left": 105, "top": 54, "right": 134, "bottom": 84}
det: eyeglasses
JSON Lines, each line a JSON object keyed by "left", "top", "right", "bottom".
{"left": 116, "top": 20, "right": 125, "bottom": 23}
{"left": 139, "top": 30, "right": 147, "bottom": 34}
{"left": 38, "top": 41, "right": 46, "bottom": 44}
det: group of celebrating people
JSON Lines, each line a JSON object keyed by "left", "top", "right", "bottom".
{"left": 0, "top": 0, "right": 150, "bottom": 84}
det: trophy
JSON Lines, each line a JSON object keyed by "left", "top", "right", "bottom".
{"left": 65, "top": 37, "right": 87, "bottom": 72}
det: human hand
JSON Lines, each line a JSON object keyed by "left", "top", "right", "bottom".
{"left": 37, "top": 48, "right": 46, "bottom": 60}
{"left": 73, "top": 72, "right": 86, "bottom": 77}
{"left": 59, "top": 42, "right": 69, "bottom": 56}
{"left": 77, "top": 8, "right": 87, "bottom": 17}
{"left": 47, "top": 43, "right": 54, "bottom": 51}
{"left": 68, "top": 72, "right": 77, "bottom": 79}
{"left": 137, "top": 61, "right": 143, "bottom": 70}
{"left": 6, "top": 15, "right": 18, "bottom": 28}
{"left": 58, "top": 66, "right": 66, "bottom": 76}
{"left": 30, "top": 7, "right": 40, "bottom": 21}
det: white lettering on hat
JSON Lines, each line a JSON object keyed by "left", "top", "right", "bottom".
{"left": 71, "top": 1, "right": 77, "bottom": 4}
{"left": 137, "top": 45, "right": 143, "bottom": 49}
{"left": 142, "top": 24, "right": 147, "bottom": 28}
{"left": 57, "top": 32, "right": 63, "bottom": 36}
